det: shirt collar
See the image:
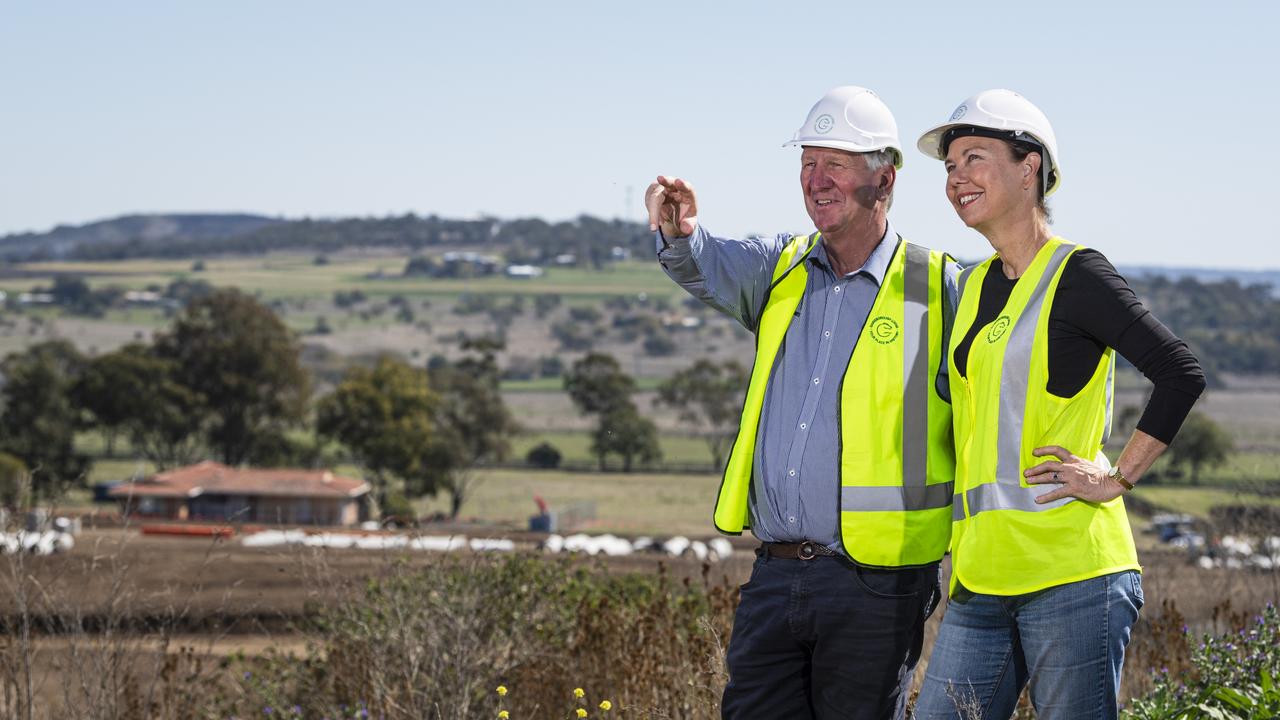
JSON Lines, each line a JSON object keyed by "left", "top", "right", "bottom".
{"left": 807, "top": 220, "right": 898, "bottom": 286}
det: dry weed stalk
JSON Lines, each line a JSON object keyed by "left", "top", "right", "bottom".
{"left": 1, "top": 470, "right": 253, "bottom": 720}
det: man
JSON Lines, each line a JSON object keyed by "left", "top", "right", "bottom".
{"left": 646, "top": 86, "right": 958, "bottom": 719}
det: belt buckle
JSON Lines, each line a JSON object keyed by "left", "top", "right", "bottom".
{"left": 798, "top": 541, "right": 817, "bottom": 560}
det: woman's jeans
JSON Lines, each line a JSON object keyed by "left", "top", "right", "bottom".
{"left": 914, "top": 570, "right": 1144, "bottom": 720}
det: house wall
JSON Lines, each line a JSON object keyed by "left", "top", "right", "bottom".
{"left": 117, "top": 496, "right": 187, "bottom": 519}
{"left": 246, "top": 497, "right": 364, "bottom": 526}
{"left": 120, "top": 493, "right": 367, "bottom": 527}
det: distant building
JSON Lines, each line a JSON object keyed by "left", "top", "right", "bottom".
{"left": 505, "top": 264, "right": 544, "bottom": 279}
{"left": 109, "top": 461, "right": 370, "bottom": 526}
{"left": 123, "top": 290, "right": 164, "bottom": 305}
{"left": 404, "top": 251, "right": 501, "bottom": 278}
{"left": 17, "top": 292, "right": 54, "bottom": 305}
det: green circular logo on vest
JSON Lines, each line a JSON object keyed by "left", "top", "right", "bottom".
{"left": 869, "top": 316, "right": 900, "bottom": 344}
{"left": 987, "top": 315, "right": 1011, "bottom": 343}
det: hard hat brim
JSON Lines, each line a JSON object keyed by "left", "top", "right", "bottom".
{"left": 783, "top": 139, "right": 904, "bottom": 169}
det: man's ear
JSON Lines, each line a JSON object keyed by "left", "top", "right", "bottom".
{"left": 879, "top": 165, "right": 896, "bottom": 199}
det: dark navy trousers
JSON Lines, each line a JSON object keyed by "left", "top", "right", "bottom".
{"left": 722, "top": 551, "right": 940, "bottom": 720}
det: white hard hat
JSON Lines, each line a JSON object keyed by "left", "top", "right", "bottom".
{"left": 917, "top": 89, "right": 1061, "bottom": 196}
{"left": 784, "top": 86, "right": 903, "bottom": 169}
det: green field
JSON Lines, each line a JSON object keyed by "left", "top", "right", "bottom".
{"left": 510, "top": 429, "right": 715, "bottom": 468}
{"left": 0, "top": 255, "right": 683, "bottom": 301}
{"left": 1130, "top": 484, "right": 1280, "bottom": 519}
{"left": 412, "top": 467, "right": 722, "bottom": 536}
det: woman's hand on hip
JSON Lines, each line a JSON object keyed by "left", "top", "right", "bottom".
{"left": 1024, "top": 445, "right": 1125, "bottom": 504}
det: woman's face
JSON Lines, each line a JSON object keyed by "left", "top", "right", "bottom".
{"left": 943, "top": 135, "right": 1039, "bottom": 231}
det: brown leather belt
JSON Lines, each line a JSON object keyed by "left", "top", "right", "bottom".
{"left": 762, "top": 541, "right": 838, "bottom": 560}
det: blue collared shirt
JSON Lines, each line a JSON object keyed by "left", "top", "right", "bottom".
{"left": 657, "top": 221, "right": 955, "bottom": 551}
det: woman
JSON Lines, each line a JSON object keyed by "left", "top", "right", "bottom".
{"left": 911, "top": 90, "right": 1206, "bottom": 719}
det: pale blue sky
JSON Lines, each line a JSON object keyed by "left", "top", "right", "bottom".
{"left": 3, "top": 1, "right": 1276, "bottom": 269}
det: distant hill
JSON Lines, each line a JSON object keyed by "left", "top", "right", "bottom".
{"left": 0, "top": 213, "right": 282, "bottom": 261}
{"left": 0, "top": 213, "right": 650, "bottom": 268}
{"left": 3, "top": 214, "right": 1278, "bottom": 290}
{"left": 1120, "top": 265, "right": 1280, "bottom": 296}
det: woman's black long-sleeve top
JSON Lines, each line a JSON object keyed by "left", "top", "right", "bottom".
{"left": 953, "top": 248, "right": 1206, "bottom": 444}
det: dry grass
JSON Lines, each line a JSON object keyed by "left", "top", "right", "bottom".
{"left": 1, "top": 522, "right": 1275, "bottom": 718}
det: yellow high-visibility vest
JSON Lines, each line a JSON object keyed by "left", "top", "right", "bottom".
{"left": 714, "top": 232, "right": 956, "bottom": 568}
{"left": 949, "top": 237, "right": 1139, "bottom": 596}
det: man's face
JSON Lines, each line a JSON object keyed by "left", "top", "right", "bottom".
{"left": 800, "top": 146, "right": 884, "bottom": 237}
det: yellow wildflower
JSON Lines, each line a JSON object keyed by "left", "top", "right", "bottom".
{"left": 599, "top": 700, "right": 613, "bottom": 711}
{"left": 573, "top": 688, "right": 585, "bottom": 699}
{"left": 498, "top": 712, "right": 509, "bottom": 719}
{"left": 576, "top": 710, "right": 588, "bottom": 718}
{"left": 496, "top": 685, "right": 508, "bottom": 697}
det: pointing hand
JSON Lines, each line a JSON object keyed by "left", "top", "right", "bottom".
{"left": 644, "top": 176, "right": 699, "bottom": 238}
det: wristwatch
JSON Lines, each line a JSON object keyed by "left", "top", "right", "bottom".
{"left": 1108, "top": 465, "right": 1134, "bottom": 491}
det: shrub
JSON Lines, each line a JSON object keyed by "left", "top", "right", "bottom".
{"left": 567, "top": 306, "right": 601, "bottom": 324}
{"left": 551, "top": 321, "right": 594, "bottom": 351}
{"left": 538, "top": 354, "right": 564, "bottom": 378}
{"left": 232, "top": 555, "right": 733, "bottom": 720}
{"left": 502, "top": 356, "right": 538, "bottom": 381}
{"left": 0, "top": 452, "right": 27, "bottom": 509}
{"left": 1125, "top": 604, "right": 1280, "bottom": 719}
{"left": 379, "top": 491, "right": 415, "bottom": 525}
{"left": 334, "top": 290, "right": 366, "bottom": 308}
{"left": 526, "top": 442, "right": 563, "bottom": 469}
{"left": 643, "top": 330, "right": 677, "bottom": 357}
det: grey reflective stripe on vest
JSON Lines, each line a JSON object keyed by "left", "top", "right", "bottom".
{"left": 958, "top": 243, "right": 1076, "bottom": 520}
{"left": 844, "top": 482, "right": 954, "bottom": 512}
{"left": 842, "top": 243, "right": 950, "bottom": 513}
{"left": 957, "top": 264, "right": 978, "bottom": 299}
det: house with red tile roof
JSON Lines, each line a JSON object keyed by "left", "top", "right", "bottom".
{"left": 108, "top": 461, "right": 371, "bottom": 526}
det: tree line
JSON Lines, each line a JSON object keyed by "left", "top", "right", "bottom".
{"left": 0, "top": 288, "right": 754, "bottom": 516}
{"left": 1127, "top": 275, "right": 1280, "bottom": 380}
{"left": 0, "top": 289, "right": 521, "bottom": 516}
{"left": 7, "top": 214, "right": 653, "bottom": 270}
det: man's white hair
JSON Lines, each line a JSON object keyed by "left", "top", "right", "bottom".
{"left": 862, "top": 149, "right": 895, "bottom": 172}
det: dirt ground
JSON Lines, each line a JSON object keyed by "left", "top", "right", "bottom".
{"left": 7, "top": 527, "right": 1275, "bottom": 640}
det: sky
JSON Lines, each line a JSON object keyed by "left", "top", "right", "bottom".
{"left": 2, "top": 1, "right": 1277, "bottom": 269}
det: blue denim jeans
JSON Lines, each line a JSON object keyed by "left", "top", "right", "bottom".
{"left": 722, "top": 551, "right": 940, "bottom": 720}
{"left": 914, "top": 570, "right": 1143, "bottom": 720}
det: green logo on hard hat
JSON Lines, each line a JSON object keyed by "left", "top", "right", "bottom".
{"left": 987, "top": 315, "right": 1011, "bottom": 343}
{"left": 815, "top": 114, "right": 834, "bottom": 134}
{"left": 869, "top": 316, "right": 899, "bottom": 344}
{"left": 950, "top": 104, "right": 967, "bottom": 121}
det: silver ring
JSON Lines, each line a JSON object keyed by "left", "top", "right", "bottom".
{"left": 1053, "top": 471, "right": 1060, "bottom": 481}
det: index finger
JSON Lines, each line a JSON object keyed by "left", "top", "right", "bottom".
{"left": 644, "top": 183, "right": 666, "bottom": 230}
{"left": 1033, "top": 445, "right": 1072, "bottom": 462}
